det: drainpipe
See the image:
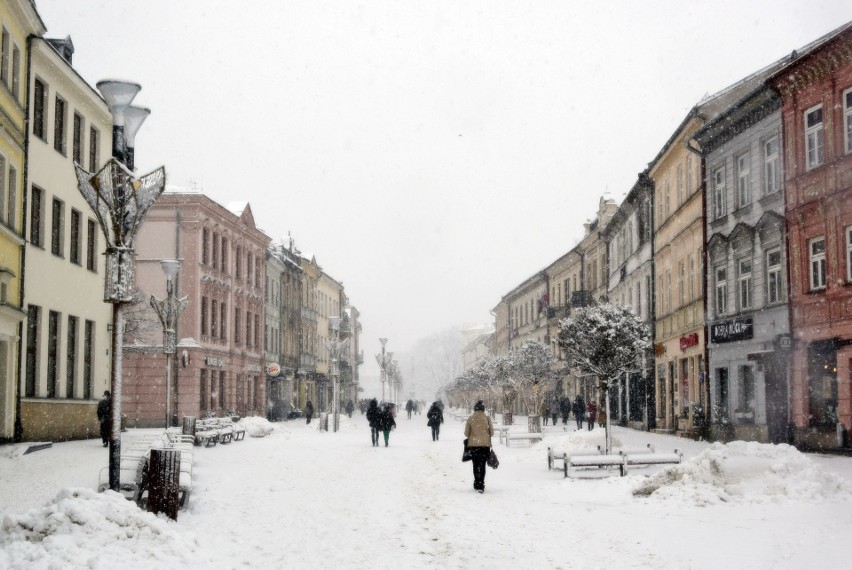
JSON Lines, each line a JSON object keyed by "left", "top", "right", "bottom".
{"left": 685, "top": 137, "right": 710, "bottom": 433}
{"left": 172, "top": 207, "right": 182, "bottom": 426}
{"left": 14, "top": 35, "right": 38, "bottom": 442}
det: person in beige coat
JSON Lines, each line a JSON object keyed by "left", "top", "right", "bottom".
{"left": 464, "top": 401, "right": 494, "bottom": 493}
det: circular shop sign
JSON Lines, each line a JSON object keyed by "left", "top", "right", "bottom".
{"left": 266, "top": 362, "right": 281, "bottom": 377}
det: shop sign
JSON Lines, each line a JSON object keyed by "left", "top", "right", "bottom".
{"left": 710, "top": 318, "right": 753, "bottom": 344}
{"left": 776, "top": 334, "right": 792, "bottom": 351}
{"left": 654, "top": 343, "right": 666, "bottom": 357}
{"left": 247, "top": 364, "right": 262, "bottom": 373}
{"left": 267, "top": 362, "right": 281, "bottom": 376}
{"left": 205, "top": 356, "right": 224, "bottom": 367}
{"left": 680, "top": 333, "right": 699, "bottom": 351}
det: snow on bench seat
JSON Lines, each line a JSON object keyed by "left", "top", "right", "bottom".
{"left": 505, "top": 432, "right": 544, "bottom": 447}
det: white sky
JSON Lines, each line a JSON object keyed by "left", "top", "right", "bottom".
{"left": 34, "top": 1, "right": 852, "bottom": 393}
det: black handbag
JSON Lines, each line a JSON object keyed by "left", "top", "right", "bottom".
{"left": 462, "top": 438, "right": 472, "bottom": 462}
{"left": 487, "top": 449, "right": 499, "bottom": 469}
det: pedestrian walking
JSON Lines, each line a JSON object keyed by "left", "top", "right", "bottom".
{"left": 549, "top": 399, "right": 560, "bottom": 427}
{"left": 96, "top": 390, "right": 110, "bottom": 447}
{"left": 560, "top": 396, "right": 571, "bottom": 425}
{"left": 426, "top": 401, "right": 444, "bottom": 441}
{"left": 305, "top": 400, "right": 314, "bottom": 424}
{"left": 345, "top": 399, "right": 355, "bottom": 418}
{"left": 380, "top": 403, "right": 396, "bottom": 447}
{"left": 464, "top": 400, "right": 494, "bottom": 493}
{"left": 366, "top": 398, "right": 380, "bottom": 446}
{"left": 598, "top": 402, "right": 607, "bottom": 428}
{"left": 540, "top": 400, "right": 549, "bottom": 425}
{"left": 572, "top": 395, "right": 586, "bottom": 430}
{"left": 586, "top": 400, "right": 597, "bottom": 431}
{"left": 405, "top": 399, "right": 414, "bottom": 419}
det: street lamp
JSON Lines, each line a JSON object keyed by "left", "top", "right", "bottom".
{"left": 150, "top": 260, "right": 189, "bottom": 429}
{"left": 375, "top": 338, "right": 392, "bottom": 402}
{"left": 323, "top": 317, "right": 349, "bottom": 432}
{"left": 74, "top": 79, "right": 165, "bottom": 492}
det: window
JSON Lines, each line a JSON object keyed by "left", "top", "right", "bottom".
{"left": 221, "top": 237, "right": 228, "bottom": 273}
{"left": 66, "top": 316, "right": 78, "bottom": 399}
{"left": 664, "top": 179, "right": 671, "bottom": 216}
{"left": 219, "top": 372, "right": 226, "bottom": 411}
{"left": 738, "top": 259, "right": 752, "bottom": 310}
{"left": 665, "top": 270, "right": 671, "bottom": 313}
{"left": 767, "top": 249, "right": 784, "bottom": 304}
{"left": 202, "top": 228, "right": 209, "bottom": 265}
{"left": 33, "top": 79, "right": 47, "bottom": 140}
{"left": 677, "top": 164, "right": 685, "bottom": 205}
{"left": 765, "top": 136, "right": 780, "bottom": 194}
{"left": 7, "top": 164, "right": 16, "bottom": 229}
{"left": 234, "top": 307, "right": 241, "bottom": 345}
{"left": 47, "top": 310, "right": 60, "bottom": 398}
{"left": 211, "top": 300, "right": 218, "bottom": 339}
{"left": 805, "top": 106, "right": 824, "bottom": 170}
{"left": 713, "top": 167, "right": 726, "bottom": 218}
{"left": 54, "top": 96, "right": 67, "bottom": 154}
{"left": 678, "top": 261, "right": 685, "bottom": 307}
{"left": 246, "top": 313, "right": 252, "bottom": 348}
{"left": 235, "top": 247, "right": 241, "bottom": 280}
{"left": 72, "top": 113, "right": 83, "bottom": 164}
{"left": 810, "top": 236, "right": 826, "bottom": 290}
{"left": 0, "top": 155, "right": 5, "bottom": 224}
{"left": 201, "top": 296, "right": 208, "bottom": 336}
{"left": 84, "top": 320, "right": 94, "bottom": 400}
{"left": 716, "top": 266, "right": 727, "bottom": 316}
{"left": 30, "top": 186, "right": 44, "bottom": 247}
{"left": 86, "top": 219, "right": 97, "bottom": 271}
{"left": 212, "top": 233, "right": 219, "bottom": 270}
{"left": 25, "top": 305, "right": 40, "bottom": 398}
{"left": 200, "top": 370, "right": 208, "bottom": 412}
{"left": 220, "top": 302, "right": 227, "bottom": 340}
{"left": 738, "top": 366, "right": 755, "bottom": 419}
{"left": 688, "top": 255, "right": 696, "bottom": 301}
{"left": 51, "top": 198, "right": 64, "bottom": 257}
{"left": 70, "top": 209, "right": 81, "bottom": 265}
{"left": 88, "top": 126, "right": 99, "bottom": 172}
{"left": 848, "top": 227, "right": 852, "bottom": 282}
{"left": 0, "top": 28, "right": 8, "bottom": 86}
{"left": 737, "top": 153, "right": 750, "bottom": 207}
{"left": 845, "top": 89, "right": 852, "bottom": 155}
{"left": 11, "top": 45, "right": 19, "bottom": 100}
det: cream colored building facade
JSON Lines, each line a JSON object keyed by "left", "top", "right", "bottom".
{"left": 19, "top": 36, "right": 114, "bottom": 441}
{"left": 0, "top": 1, "right": 44, "bottom": 442}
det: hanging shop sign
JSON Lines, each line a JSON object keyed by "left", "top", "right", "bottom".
{"left": 710, "top": 318, "right": 753, "bottom": 344}
{"left": 267, "top": 362, "right": 281, "bottom": 377}
{"left": 679, "top": 333, "right": 699, "bottom": 351}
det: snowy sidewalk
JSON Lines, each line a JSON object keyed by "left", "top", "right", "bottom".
{"left": 3, "top": 414, "right": 852, "bottom": 568}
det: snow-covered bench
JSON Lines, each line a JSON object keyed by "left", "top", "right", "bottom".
{"left": 566, "top": 453, "right": 627, "bottom": 477}
{"left": 622, "top": 450, "right": 683, "bottom": 475}
{"left": 547, "top": 446, "right": 602, "bottom": 473}
{"left": 505, "top": 432, "right": 544, "bottom": 447}
{"left": 617, "top": 444, "right": 655, "bottom": 456}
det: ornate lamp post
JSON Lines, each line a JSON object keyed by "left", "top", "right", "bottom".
{"left": 323, "top": 316, "right": 349, "bottom": 432}
{"left": 74, "top": 79, "right": 165, "bottom": 492}
{"left": 150, "top": 260, "right": 188, "bottom": 428}
{"left": 375, "top": 338, "right": 392, "bottom": 402}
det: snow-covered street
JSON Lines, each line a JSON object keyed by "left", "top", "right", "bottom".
{"left": 3, "top": 413, "right": 852, "bottom": 569}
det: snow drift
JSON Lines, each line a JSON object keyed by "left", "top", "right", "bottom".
{"left": 632, "top": 441, "right": 852, "bottom": 506}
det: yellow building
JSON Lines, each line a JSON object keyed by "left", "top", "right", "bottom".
{"left": 298, "top": 254, "right": 320, "bottom": 409}
{"left": 18, "top": 36, "right": 114, "bottom": 441}
{"left": 0, "top": 2, "right": 45, "bottom": 442}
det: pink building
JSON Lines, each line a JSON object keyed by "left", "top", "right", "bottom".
{"left": 123, "top": 192, "right": 270, "bottom": 427}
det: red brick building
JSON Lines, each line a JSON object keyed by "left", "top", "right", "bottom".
{"left": 123, "top": 192, "right": 270, "bottom": 427}
{"left": 769, "top": 23, "right": 852, "bottom": 448}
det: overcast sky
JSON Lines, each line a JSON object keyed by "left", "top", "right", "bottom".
{"left": 35, "top": 0, "right": 852, "bottom": 396}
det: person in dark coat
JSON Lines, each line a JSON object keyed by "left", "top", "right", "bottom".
{"left": 379, "top": 403, "right": 396, "bottom": 447}
{"left": 426, "top": 401, "right": 444, "bottom": 441}
{"left": 305, "top": 400, "right": 314, "bottom": 424}
{"left": 586, "top": 400, "right": 597, "bottom": 431}
{"left": 560, "top": 396, "right": 571, "bottom": 425}
{"left": 464, "top": 401, "right": 494, "bottom": 493}
{"left": 96, "top": 390, "right": 110, "bottom": 447}
{"left": 345, "top": 399, "right": 355, "bottom": 418}
{"left": 405, "top": 399, "right": 414, "bottom": 419}
{"left": 549, "top": 399, "right": 560, "bottom": 427}
{"left": 572, "top": 395, "right": 586, "bottom": 430}
{"left": 366, "top": 398, "right": 380, "bottom": 447}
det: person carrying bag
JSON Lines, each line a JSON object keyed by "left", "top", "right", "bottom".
{"left": 463, "top": 401, "right": 494, "bottom": 493}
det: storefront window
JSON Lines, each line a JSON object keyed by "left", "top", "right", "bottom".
{"left": 807, "top": 342, "right": 837, "bottom": 426}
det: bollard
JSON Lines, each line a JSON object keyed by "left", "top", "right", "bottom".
{"left": 148, "top": 449, "right": 181, "bottom": 520}
{"left": 182, "top": 416, "right": 196, "bottom": 436}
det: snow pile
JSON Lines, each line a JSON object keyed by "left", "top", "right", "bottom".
{"left": 0, "top": 488, "right": 201, "bottom": 568}
{"left": 633, "top": 441, "right": 852, "bottom": 506}
{"left": 241, "top": 416, "right": 274, "bottom": 438}
{"left": 547, "top": 429, "right": 622, "bottom": 454}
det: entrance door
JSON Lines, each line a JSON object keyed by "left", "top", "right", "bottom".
{"left": 764, "top": 357, "right": 789, "bottom": 444}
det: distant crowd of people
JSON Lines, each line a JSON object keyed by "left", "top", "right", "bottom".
{"left": 541, "top": 395, "right": 602, "bottom": 431}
